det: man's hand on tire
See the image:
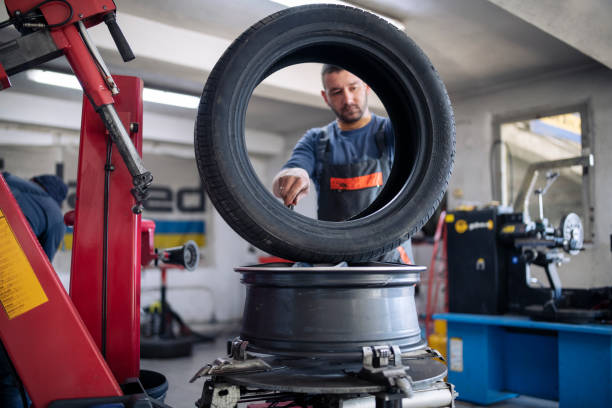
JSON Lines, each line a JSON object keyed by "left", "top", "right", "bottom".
{"left": 273, "top": 168, "right": 310, "bottom": 207}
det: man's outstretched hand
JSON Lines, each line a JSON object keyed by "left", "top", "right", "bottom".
{"left": 272, "top": 168, "right": 310, "bottom": 207}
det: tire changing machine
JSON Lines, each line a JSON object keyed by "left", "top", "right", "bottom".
{"left": 191, "top": 263, "right": 457, "bottom": 408}
{"left": 0, "top": 76, "right": 161, "bottom": 406}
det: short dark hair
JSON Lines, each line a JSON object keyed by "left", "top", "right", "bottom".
{"left": 321, "top": 64, "right": 344, "bottom": 88}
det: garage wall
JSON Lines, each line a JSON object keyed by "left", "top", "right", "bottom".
{"left": 3, "top": 64, "right": 611, "bottom": 324}
{"left": 449, "top": 65, "right": 612, "bottom": 287}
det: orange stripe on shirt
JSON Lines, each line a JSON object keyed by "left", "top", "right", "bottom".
{"left": 397, "top": 245, "right": 412, "bottom": 264}
{"left": 330, "top": 172, "right": 383, "bottom": 191}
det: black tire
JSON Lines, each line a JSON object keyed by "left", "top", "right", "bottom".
{"left": 195, "top": 5, "right": 455, "bottom": 263}
{"left": 140, "top": 337, "right": 193, "bottom": 359}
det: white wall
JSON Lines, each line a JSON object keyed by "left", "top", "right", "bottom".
{"left": 449, "top": 65, "right": 612, "bottom": 288}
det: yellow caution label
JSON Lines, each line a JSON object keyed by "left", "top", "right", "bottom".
{"left": 455, "top": 219, "right": 468, "bottom": 234}
{"left": 445, "top": 214, "right": 455, "bottom": 223}
{"left": 502, "top": 224, "right": 516, "bottom": 233}
{"left": 0, "top": 209, "right": 48, "bottom": 319}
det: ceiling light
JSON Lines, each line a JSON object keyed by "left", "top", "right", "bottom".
{"left": 142, "top": 88, "right": 199, "bottom": 109}
{"left": 27, "top": 69, "right": 81, "bottom": 90}
{"left": 26, "top": 70, "right": 200, "bottom": 109}
{"left": 269, "top": 0, "right": 405, "bottom": 30}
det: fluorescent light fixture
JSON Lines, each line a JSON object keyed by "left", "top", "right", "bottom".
{"left": 269, "top": 0, "right": 405, "bottom": 30}
{"left": 142, "top": 88, "right": 199, "bottom": 109}
{"left": 27, "top": 69, "right": 81, "bottom": 90}
{"left": 26, "top": 69, "right": 200, "bottom": 109}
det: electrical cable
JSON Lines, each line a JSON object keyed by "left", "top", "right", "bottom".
{"left": 0, "top": 0, "right": 73, "bottom": 31}
{"left": 101, "top": 137, "right": 114, "bottom": 357}
{"left": 21, "top": 0, "right": 73, "bottom": 28}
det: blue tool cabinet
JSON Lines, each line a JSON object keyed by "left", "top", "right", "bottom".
{"left": 434, "top": 313, "right": 612, "bottom": 408}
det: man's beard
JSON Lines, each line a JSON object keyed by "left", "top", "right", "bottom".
{"left": 333, "top": 103, "right": 364, "bottom": 124}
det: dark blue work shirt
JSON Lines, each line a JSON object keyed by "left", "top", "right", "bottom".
{"left": 2, "top": 172, "right": 65, "bottom": 261}
{"left": 283, "top": 114, "right": 394, "bottom": 193}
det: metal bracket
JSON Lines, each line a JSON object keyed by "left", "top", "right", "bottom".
{"left": 401, "top": 347, "right": 444, "bottom": 362}
{"left": 189, "top": 338, "right": 271, "bottom": 383}
{"left": 228, "top": 337, "right": 249, "bottom": 360}
{"left": 189, "top": 356, "right": 272, "bottom": 383}
{"left": 0, "top": 29, "right": 62, "bottom": 76}
{"left": 77, "top": 20, "right": 119, "bottom": 95}
{"left": 362, "top": 345, "right": 414, "bottom": 397}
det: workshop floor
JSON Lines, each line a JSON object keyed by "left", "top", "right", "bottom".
{"left": 140, "top": 336, "right": 558, "bottom": 408}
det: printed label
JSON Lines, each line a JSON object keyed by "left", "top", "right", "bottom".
{"left": 449, "top": 337, "right": 463, "bottom": 372}
{"left": 455, "top": 219, "right": 468, "bottom": 234}
{"left": 501, "top": 224, "right": 516, "bottom": 233}
{"left": 0, "top": 209, "right": 48, "bottom": 319}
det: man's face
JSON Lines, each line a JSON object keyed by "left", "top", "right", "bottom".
{"left": 321, "top": 70, "right": 369, "bottom": 124}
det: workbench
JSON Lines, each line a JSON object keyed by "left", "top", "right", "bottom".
{"left": 433, "top": 313, "right": 612, "bottom": 408}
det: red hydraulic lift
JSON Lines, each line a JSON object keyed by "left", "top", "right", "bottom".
{"left": 0, "top": 0, "right": 153, "bottom": 406}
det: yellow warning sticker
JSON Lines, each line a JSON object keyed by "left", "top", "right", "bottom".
{"left": 455, "top": 219, "right": 468, "bottom": 234}
{"left": 0, "top": 209, "right": 48, "bottom": 319}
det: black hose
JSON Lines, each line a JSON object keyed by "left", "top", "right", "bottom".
{"left": 101, "top": 137, "right": 114, "bottom": 357}
{"left": 1, "top": 0, "right": 73, "bottom": 31}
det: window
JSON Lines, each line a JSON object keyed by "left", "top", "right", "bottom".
{"left": 492, "top": 106, "right": 593, "bottom": 241}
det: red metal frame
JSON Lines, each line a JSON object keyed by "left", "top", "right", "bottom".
{"left": 70, "top": 75, "right": 144, "bottom": 384}
{"left": 5, "top": 0, "right": 116, "bottom": 108}
{"left": 50, "top": 24, "right": 115, "bottom": 108}
{"left": 0, "top": 75, "right": 144, "bottom": 405}
{"left": 0, "top": 0, "right": 151, "bottom": 402}
{"left": 0, "top": 177, "right": 122, "bottom": 407}
{"left": 0, "top": 63, "right": 10, "bottom": 90}
{"left": 5, "top": 0, "right": 116, "bottom": 29}
{"left": 141, "top": 219, "right": 157, "bottom": 266}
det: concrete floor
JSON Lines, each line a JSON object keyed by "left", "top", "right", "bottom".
{"left": 140, "top": 334, "right": 558, "bottom": 408}
{"left": 140, "top": 337, "right": 228, "bottom": 407}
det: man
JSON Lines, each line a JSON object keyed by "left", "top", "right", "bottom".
{"left": 0, "top": 172, "right": 68, "bottom": 408}
{"left": 273, "top": 65, "right": 413, "bottom": 264}
{"left": 2, "top": 173, "right": 67, "bottom": 260}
